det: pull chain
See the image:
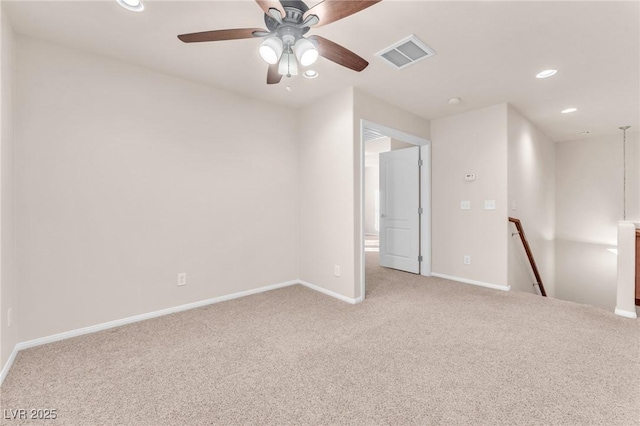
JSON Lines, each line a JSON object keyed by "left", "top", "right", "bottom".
{"left": 619, "top": 126, "right": 630, "bottom": 221}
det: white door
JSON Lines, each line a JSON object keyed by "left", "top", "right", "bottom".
{"left": 379, "top": 146, "right": 420, "bottom": 274}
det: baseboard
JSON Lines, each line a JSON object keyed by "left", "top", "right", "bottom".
{"left": 298, "top": 280, "right": 359, "bottom": 304}
{"left": 0, "top": 279, "right": 299, "bottom": 386}
{"left": 0, "top": 278, "right": 361, "bottom": 386}
{"left": 18, "top": 280, "right": 300, "bottom": 352}
{"left": 431, "top": 272, "right": 511, "bottom": 292}
{"left": 614, "top": 307, "right": 638, "bottom": 319}
{"left": 0, "top": 344, "right": 19, "bottom": 386}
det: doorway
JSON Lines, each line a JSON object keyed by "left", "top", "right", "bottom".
{"left": 359, "top": 120, "right": 431, "bottom": 299}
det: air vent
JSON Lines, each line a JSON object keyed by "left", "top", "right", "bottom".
{"left": 363, "top": 127, "right": 385, "bottom": 142}
{"left": 375, "top": 35, "right": 436, "bottom": 70}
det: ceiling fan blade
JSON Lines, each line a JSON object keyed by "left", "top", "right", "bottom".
{"left": 304, "top": 0, "right": 380, "bottom": 28}
{"left": 300, "top": 14, "right": 320, "bottom": 28}
{"left": 252, "top": 30, "right": 272, "bottom": 37}
{"left": 178, "top": 28, "right": 267, "bottom": 43}
{"left": 268, "top": 8, "right": 284, "bottom": 23}
{"left": 309, "top": 35, "right": 368, "bottom": 72}
{"left": 267, "top": 64, "right": 282, "bottom": 84}
{"left": 255, "top": 0, "right": 286, "bottom": 19}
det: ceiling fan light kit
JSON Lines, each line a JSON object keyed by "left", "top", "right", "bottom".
{"left": 294, "top": 38, "right": 319, "bottom": 67}
{"left": 260, "top": 33, "right": 317, "bottom": 76}
{"left": 278, "top": 50, "right": 299, "bottom": 77}
{"left": 259, "top": 37, "right": 284, "bottom": 64}
{"left": 178, "top": 0, "right": 381, "bottom": 84}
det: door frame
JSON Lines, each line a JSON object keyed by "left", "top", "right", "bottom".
{"left": 359, "top": 119, "right": 431, "bottom": 300}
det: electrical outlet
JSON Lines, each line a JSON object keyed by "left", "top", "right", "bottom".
{"left": 334, "top": 265, "right": 341, "bottom": 277}
{"left": 484, "top": 200, "right": 496, "bottom": 210}
{"left": 460, "top": 200, "right": 471, "bottom": 210}
{"left": 7, "top": 308, "right": 11, "bottom": 327}
{"left": 463, "top": 255, "right": 471, "bottom": 265}
{"left": 177, "top": 273, "right": 187, "bottom": 287}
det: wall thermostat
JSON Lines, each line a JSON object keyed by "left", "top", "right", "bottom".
{"left": 464, "top": 173, "right": 476, "bottom": 182}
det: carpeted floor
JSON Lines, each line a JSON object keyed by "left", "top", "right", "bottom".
{"left": 1, "top": 252, "right": 639, "bottom": 425}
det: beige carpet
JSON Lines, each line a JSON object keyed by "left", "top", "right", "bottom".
{"left": 1, "top": 252, "right": 639, "bottom": 425}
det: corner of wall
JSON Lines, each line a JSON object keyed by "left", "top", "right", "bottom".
{"left": 555, "top": 131, "right": 638, "bottom": 310}
{"left": 0, "top": 0, "right": 17, "bottom": 376}
{"left": 506, "top": 106, "right": 555, "bottom": 296}
{"left": 14, "top": 36, "right": 301, "bottom": 343}
{"left": 298, "top": 88, "right": 357, "bottom": 299}
{"left": 431, "top": 104, "right": 509, "bottom": 288}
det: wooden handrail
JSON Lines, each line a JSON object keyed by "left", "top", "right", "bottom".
{"left": 509, "top": 217, "right": 547, "bottom": 297}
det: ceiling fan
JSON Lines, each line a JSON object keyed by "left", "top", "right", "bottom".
{"left": 177, "top": 0, "right": 381, "bottom": 84}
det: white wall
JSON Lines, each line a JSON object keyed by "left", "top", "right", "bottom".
{"left": 557, "top": 133, "right": 639, "bottom": 243}
{"left": 390, "top": 138, "right": 414, "bottom": 151}
{"left": 364, "top": 137, "right": 394, "bottom": 236}
{"left": 298, "top": 89, "right": 430, "bottom": 301}
{"left": 507, "top": 105, "right": 555, "bottom": 296}
{"left": 431, "top": 104, "right": 509, "bottom": 287}
{"left": 364, "top": 165, "right": 378, "bottom": 235}
{"left": 0, "top": 4, "right": 16, "bottom": 370}
{"left": 555, "top": 132, "right": 639, "bottom": 310}
{"left": 15, "top": 37, "right": 300, "bottom": 342}
{"left": 299, "top": 88, "right": 355, "bottom": 297}
{"left": 365, "top": 138, "right": 392, "bottom": 157}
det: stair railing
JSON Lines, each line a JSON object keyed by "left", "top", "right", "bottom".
{"left": 509, "top": 217, "right": 547, "bottom": 297}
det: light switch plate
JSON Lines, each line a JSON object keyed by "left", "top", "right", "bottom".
{"left": 460, "top": 200, "right": 471, "bottom": 210}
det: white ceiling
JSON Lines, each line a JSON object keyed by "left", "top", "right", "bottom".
{"left": 5, "top": 0, "right": 639, "bottom": 141}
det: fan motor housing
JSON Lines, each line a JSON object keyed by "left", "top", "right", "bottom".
{"left": 264, "top": 1, "right": 311, "bottom": 35}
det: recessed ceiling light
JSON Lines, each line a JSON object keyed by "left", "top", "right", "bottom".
{"left": 117, "top": 0, "right": 144, "bottom": 12}
{"left": 303, "top": 70, "right": 318, "bottom": 79}
{"left": 536, "top": 69, "right": 557, "bottom": 79}
{"left": 561, "top": 107, "right": 578, "bottom": 114}
{"left": 448, "top": 97, "right": 461, "bottom": 105}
